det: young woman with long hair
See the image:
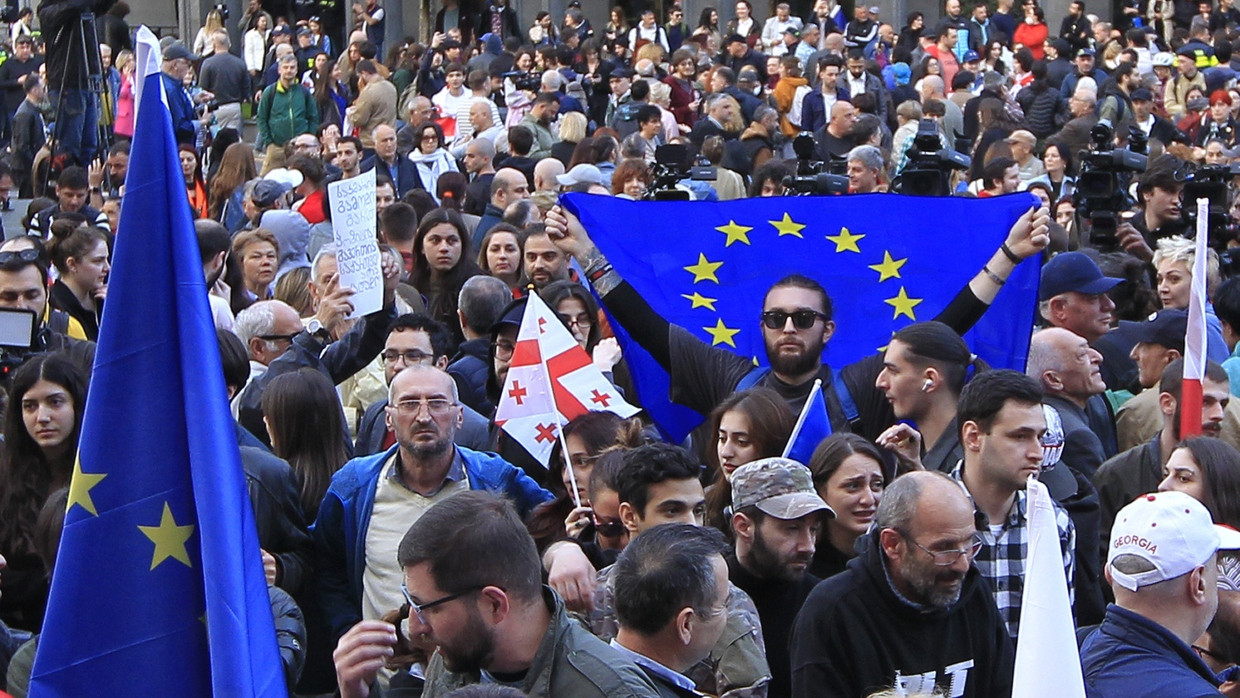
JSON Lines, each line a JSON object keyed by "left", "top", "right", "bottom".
{"left": 0, "top": 355, "right": 88, "bottom": 630}
{"left": 208, "top": 141, "right": 258, "bottom": 233}
{"left": 805, "top": 433, "right": 887, "bottom": 579}
{"left": 410, "top": 208, "right": 482, "bottom": 349}
{"left": 261, "top": 368, "right": 351, "bottom": 520}
{"left": 703, "top": 387, "right": 797, "bottom": 538}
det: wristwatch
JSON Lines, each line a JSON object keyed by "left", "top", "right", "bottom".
{"left": 307, "top": 319, "right": 331, "bottom": 341}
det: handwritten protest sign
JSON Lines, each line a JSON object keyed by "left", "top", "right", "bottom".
{"left": 327, "top": 169, "right": 382, "bottom": 318}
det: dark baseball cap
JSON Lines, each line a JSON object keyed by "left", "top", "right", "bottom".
{"left": 725, "top": 33, "right": 747, "bottom": 44}
{"left": 163, "top": 43, "right": 199, "bottom": 62}
{"left": 251, "top": 179, "right": 290, "bottom": 207}
{"left": 1039, "top": 252, "right": 1124, "bottom": 301}
{"left": 1131, "top": 87, "right": 1153, "bottom": 101}
{"left": 1121, "top": 308, "right": 1188, "bottom": 352}
{"left": 1076, "top": 47, "right": 1095, "bottom": 58}
{"left": 271, "top": 24, "right": 292, "bottom": 36}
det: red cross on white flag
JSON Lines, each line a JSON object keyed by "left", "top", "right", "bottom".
{"left": 495, "top": 292, "right": 640, "bottom": 466}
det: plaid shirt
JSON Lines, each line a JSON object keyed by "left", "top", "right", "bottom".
{"left": 950, "top": 463, "right": 1076, "bottom": 641}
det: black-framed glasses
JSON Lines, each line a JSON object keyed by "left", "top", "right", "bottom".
{"left": 382, "top": 349, "right": 433, "bottom": 364}
{"left": 493, "top": 340, "right": 515, "bottom": 359}
{"left": 760, "top": 309, "right": 828, "bottom": 330}
{"left": 898, "top": 530, "right": 984, "bottom": 566}
{"left": 400, "top": 583, "right": 484, "bottom": 625}
{"left": 0, "top": 249, "right": 40, "bottom": 265}
{"left": 258, "top": 332, "right": 299, "bottom": 343}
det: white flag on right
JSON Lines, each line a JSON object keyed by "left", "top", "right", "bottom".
{"left": 1011, "top": 475, "right": 1086, "bottom": 698}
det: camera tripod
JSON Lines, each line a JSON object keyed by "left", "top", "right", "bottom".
{"left": 40, "top": 9, "right": 111, "bottom": 194}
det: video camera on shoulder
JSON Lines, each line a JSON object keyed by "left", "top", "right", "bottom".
{"left": 0, "top": 307, "right": 39, "bottom": 380}
{"left": 644, "top": 143, "right": 716, "bottom": 201}
{"left": 501, "top": 70, "right": 541, "bottom": 92}
{"left": 891, "top": 119, "right": 969, "bottom": 197}
{"left": 781, "top": 132, "right": 848, "bottom": 196}
{"left": 1180, "top": 162, "right": 1240, "bottom": 276}
{"left": 1073, "top": 119, "right": 1147, "bottom": 251}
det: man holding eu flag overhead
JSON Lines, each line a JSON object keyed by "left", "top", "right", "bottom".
{"left": 544, "top": 201, "right": 1050, "bottom": 445}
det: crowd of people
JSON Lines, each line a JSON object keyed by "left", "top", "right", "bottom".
{"left": 7, "top": 0, "right": 1240, "bottom": 696}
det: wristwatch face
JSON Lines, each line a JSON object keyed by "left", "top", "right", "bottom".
{"left": 307, "top": 319, "right": 324, "bottom": 335}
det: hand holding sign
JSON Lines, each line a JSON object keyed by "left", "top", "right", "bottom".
{"left": 314, "top": 272, "right": 356, "bottom": 340}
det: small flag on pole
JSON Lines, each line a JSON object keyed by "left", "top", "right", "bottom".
{"left": 782, "top": 378, "right": 831, "bottom": 464}
{"left": 495, "top": 292, "right": 640, "bottom": 466}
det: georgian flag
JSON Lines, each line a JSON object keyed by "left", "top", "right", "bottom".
{"left": 1181, "top": 198, "right": 1211, "bottom": 438}
{"left": 495, "top": 292, "right": 639, "bottom": 465}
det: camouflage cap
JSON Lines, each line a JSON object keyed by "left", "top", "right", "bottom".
{"left": 731, "top": 457, "right": 834, "bottom": 520}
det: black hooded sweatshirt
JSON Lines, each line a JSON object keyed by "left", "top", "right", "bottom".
{"left": 789, "top": 531, "right": 1015, "bottom": 698}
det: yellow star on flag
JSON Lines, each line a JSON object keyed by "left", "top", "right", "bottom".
{"left": 868, "top": 251, "right": 907, "bottom": 282}
{"left": 682, "top": 292, "right": 718, "bottom": 311}
{"left": 703, "top": 318, "right": 740, "bottom": 347}
{"left": 683, "top": 253, "right": 723, "bottom": 284}
{"left": 66, "top": 457, "right": 106, "bottom": 516}
{"left": 826, "top": 227, "right": 865, "bottom": 253}
{"left": 769, "top": 213, "right": 806, "bottom": 238}
{"left": 138, "top": 502, "right": 196, "bottom": 570}
{"left": 716, "top": 220, "right": 753, "bottom": 246}
{"left": 884, "top": 287, "right": 924, "bottom": 320}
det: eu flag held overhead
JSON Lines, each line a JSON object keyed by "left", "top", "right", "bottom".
{"left": 561, "top": 192, "right": 1042, "bottom": 441}
{"left": 29, "top": 27, "right": 286, "bottom": 697}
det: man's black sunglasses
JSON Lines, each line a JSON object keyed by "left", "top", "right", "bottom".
{"left": 760, "top": 309, "right": 828, "bottom": 330}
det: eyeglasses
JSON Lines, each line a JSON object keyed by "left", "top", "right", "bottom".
{"left": 899, "top": 530, "right": 984, "bottom": 566}
{"left": 1193, "top": 644, "right": 1223, "bottom": 662}
{"left": 0, "top": 248, "right": 40, "bottom": 265}
{"left": 400, "top": 583, "right": 484, "bottom": 625}
{"left": 558, "top": 313, "right": 593, "bottom": 328}
{"left": 493, "top": 340, "right": 516, "bottom": 359}
{"left": 389, "top": 398, "right": 457, "bottom": 416}
{"left": 382, "top": 349, "right": 433, "bottom": 364}
{"left": 760, "top": 309, "right": 829, "bottom": 330}
{"left": 258, "top": 332, "right": 299, "bottom": 343}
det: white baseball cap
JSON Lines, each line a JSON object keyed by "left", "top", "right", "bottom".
{"left": 264, "top": 167, "right": 304, "bottom": 190}
{"left": 1107, "top": 491, "right": 1240, "bottom": 591}
{"left": 555, "top": 163, "right": 603, "bottom": 187}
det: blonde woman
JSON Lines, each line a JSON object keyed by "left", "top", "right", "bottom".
{"left": 193, "top": 8, "right": 226, "bottom": 58}
{"left": 553, "top": 111, "right": 587, "bottom": 166}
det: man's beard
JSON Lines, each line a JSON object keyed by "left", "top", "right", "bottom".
{"left": 898, "top": 553, "right": 966, "bottom": 610}
{"left": 406, "top": 421, "right": 453, "bottom": 459}
{"left": 745, "top": 524, "right": 810, "bottom": 583}
{"left": 438, "top": 607, "right": 495, "bottom": 674}
{"left": 766, "top": 336, "right": 822, "bottom": 377}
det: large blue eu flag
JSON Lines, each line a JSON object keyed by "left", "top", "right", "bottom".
{"left": 562, "top": 192, "right": 1041, "bottom": 441}
{"left": 29, "top": 28, "right": 286, "bottom": 697}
